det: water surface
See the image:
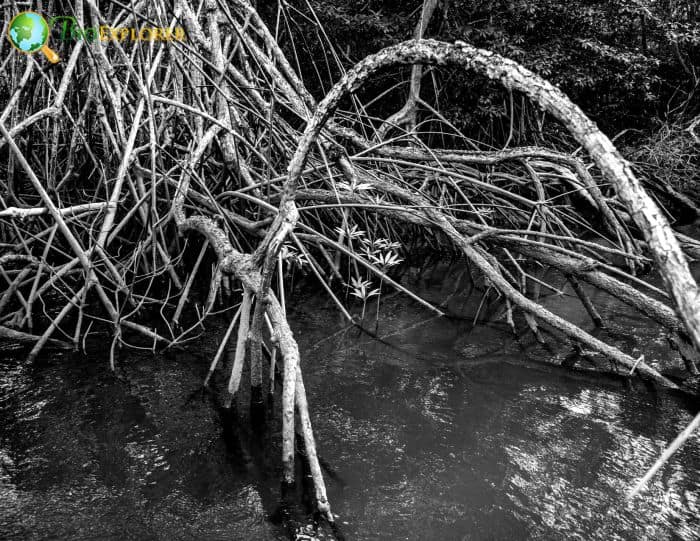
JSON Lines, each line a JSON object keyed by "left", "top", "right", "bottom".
{"left": 1, "top": 262, "right": 699, "bottom": 540}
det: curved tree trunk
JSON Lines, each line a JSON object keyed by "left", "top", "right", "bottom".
{"left": 280, "top": 39, "right": 700, "bottom": 354}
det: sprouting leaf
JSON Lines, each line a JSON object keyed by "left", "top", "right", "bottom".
{"left": 350, "top": 276, "right": 371, "bottom": 290}
{"left": 354, "top": 182, "right": 373, "bottom": 192}
{"left": 368, "top": 250, "right": 403, "bottom": 268}
{"left": 336, "top": 224, "right": 366, "bottom": 239}
{"left": 281, "top": 245, "right": 308, "bottom": 268}
{"left": 371, "top": 194, "right": 386, "bottom": 206}
{"left": 349, "top": 276, "right": 377, "bottom": 300}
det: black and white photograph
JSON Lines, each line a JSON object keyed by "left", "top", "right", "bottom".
{"left": 1, "top": 1, "right": 699, "bottom": 539}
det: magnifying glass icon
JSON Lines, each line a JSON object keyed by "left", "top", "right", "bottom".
{"left": 7, "top": 11, "right": 60, "bottom": 64}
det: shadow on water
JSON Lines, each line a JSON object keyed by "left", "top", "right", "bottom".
{"left": 1, "top": 260, "right": 700, "bottom": 540}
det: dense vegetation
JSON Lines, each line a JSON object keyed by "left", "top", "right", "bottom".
{"left": 258, "top": 0, "right": 700, "bottom": 217}
{"left": 271, "top": 0, "right": 699, "bottom": 132}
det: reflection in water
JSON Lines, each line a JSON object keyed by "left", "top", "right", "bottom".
{"left": 1, "top": 262, "right": 699, "bottom": 540}
{"left": 502, "top": 387, "right": 698, "bottom": 540}
{"left": 0, "top": 349, "right": 285, "bottom": 540}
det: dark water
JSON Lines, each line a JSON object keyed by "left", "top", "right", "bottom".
{"left": 1, "top": 262, "right": 700, "bottom": 540}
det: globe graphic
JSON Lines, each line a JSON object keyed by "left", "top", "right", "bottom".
{"left": 8, "top": 11, "right": 49, "bottom": 53}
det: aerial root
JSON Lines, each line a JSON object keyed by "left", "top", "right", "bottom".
{"left": 224, "top": 288, "right": 253, "bottom": 409}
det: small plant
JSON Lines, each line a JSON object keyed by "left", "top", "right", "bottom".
{"left": 340, "top": 228, "right": 404, "bottom": 324}
{"left": 362, "top": 238, "right": 403, "bottom": 328}
{"left": 334, "top": 224, "right": 366, "bottom": 241}
{"left": 349, "top": 276, "right": 380, "bottom": 322}
{"left": 339, "top": 236, "right": 405, "bottom": 328}
{"left": 280, "top": 244, "right": 309, "bottom": 276}
{"left": 337, "top": 179, "right": 373, "bottom": 193}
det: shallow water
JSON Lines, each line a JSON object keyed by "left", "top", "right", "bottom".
{"left": 1, "top": 262, "right": 700, "bottom": 540}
